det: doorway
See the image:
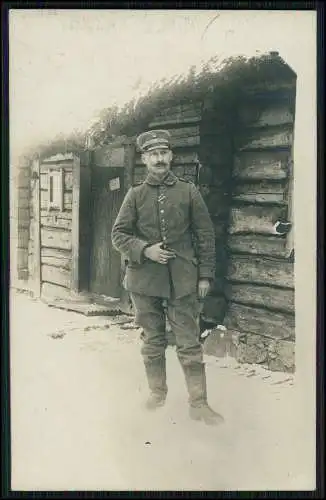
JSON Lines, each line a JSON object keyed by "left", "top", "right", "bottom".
{"left": 88, "top": 166, "right": 124, "bottom": 299}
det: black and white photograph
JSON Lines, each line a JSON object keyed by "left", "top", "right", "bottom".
{"left": 8, "top": 8, "right": 317, "bottom": 492}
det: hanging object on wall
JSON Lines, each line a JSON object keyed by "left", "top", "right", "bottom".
{"left": 109, "top": 177, "right": 120, "bottom": 191}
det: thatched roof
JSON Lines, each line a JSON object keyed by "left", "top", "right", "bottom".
{"left": 23, "top": 51, "right": 296, "bottom": 161}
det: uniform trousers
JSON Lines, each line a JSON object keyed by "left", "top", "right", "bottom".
{"left": 130, "top": 292, "right": 203, "bottom": 366}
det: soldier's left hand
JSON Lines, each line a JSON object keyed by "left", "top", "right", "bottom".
{"left": 198, "top": 279, "right": 210, "bottom": 299}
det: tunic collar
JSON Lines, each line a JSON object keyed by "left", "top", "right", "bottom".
{"left": 144, "top": 170, "right": 178, "bottom": 186}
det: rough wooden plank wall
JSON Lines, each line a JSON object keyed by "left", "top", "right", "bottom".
{"left": 225, "top": 302, "right": 295, "bottom": 341}
{"left": 225, "top": 83, "right": 296, "bottom": 345}
{"left": 38, "top": 160, "right": 74, "bottom": 291}
{"left": 233, "top": 151, "right": 289, "bottom": 180}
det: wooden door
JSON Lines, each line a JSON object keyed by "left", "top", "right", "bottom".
{"left": 89, "top": 166, "right": 124, "bottom": 298}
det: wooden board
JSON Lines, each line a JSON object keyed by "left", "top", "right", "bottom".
{"left": 225, "top": 282, "right": 295, "bottom": 314}
{"left": 40, "top": 163, "right": 73, "bottom": 174}
{"left": 149, "top": 103, "right": 202, "bottom": 127}
{"left": 78, "top": 161, "right": 92, "bottom": 291}
{"left": 149, "top": 115, "right": 201, "bottom": 127}
{"left": 40, "top": 209, "right": 72, "bottom": 220}
{"left": 238, "top": 127, "right": 293, "bottom": 151}
{"left": 40, "top": 171, "right": 73, "bottom": 191}
{"left": 238, "top": 102, "right": 294, "bottom": 128}
{"left": 227, "top": 234, "right": 288, "bottom": 257}
{"left": 89, "top": 167, "right": 125, "bottom": 298}
{"left": 224, "top": 302, "right": 295, "bottom": 340}
{"left": 41, "top": 255, "right": 71, "bottom": 270}
{"left": 227, "top": 254, "right": 294, "bottom": 289}
{"left": 41, "top": 248, "right": 71, "bottom": 270}
{"left": 42, "top": 153, "right": 74, "bottom": 163}
{"left": 41, "top": 214, "right": 72, "bottom": 230}
{"left": 228, "top": 205, "right": 287, "bottom": 235}
{"left": 233, "top": 151, "right": 289, "bottom": 180}
{"left": 232, "top": 181, "right": 286, "bottom": 205}
{"left": 40, "top": 173, "right": 48, "bottom": 191}
{"left": 40, "top": 191, "right": 72, "bottom": 210}
{"left": 233, "top": 192, "right": 285, "bottom": 205}
{"left": 169, "top": 125, "right": 200, "bottom": 139}
{"left": 41, "top": 228, "right": 72, "bottom": 250}
{"left": 41, "top": 264, "right": 71, "bottom": 288}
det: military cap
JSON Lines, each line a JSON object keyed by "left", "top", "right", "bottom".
{"left": 136, "top": 129, "right": 171, "bottom": 152}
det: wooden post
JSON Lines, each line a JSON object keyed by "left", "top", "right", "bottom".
{"left": 285, "top": 156, "right": 294, "bottom": 258}
{"left": 119, "top": 139, "right": 135, "bottom": 314}
{"left": 78, "top": 151, "right": 92, "bottom": 293}
{"left": 31, "top": 158, "right": 41, "bottom": 297}
{"left": 71, "top": 154, "right": 81, "bottom": 293}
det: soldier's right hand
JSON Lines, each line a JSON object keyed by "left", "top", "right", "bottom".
{"left": 144, "top": 242, "right": 176, "bottom": 265}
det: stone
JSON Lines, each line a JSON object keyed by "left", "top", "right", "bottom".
{"left": 203, "top": 329, "right": 236, "bottom": 358}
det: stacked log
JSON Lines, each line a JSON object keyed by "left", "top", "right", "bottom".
{"left": 224, "top": 84, "right": 296, "bottom": 372}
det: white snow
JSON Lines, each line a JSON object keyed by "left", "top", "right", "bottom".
{"left": 9, "top": 290, "right": 315, "bottom": 491}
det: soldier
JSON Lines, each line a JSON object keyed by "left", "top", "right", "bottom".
{"left": 111, "top": 129, "right": 224, "bottom": 425}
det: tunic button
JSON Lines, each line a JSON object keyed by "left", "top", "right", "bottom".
{"left": 160, "top": 209, "right": 164, "bottom": 213}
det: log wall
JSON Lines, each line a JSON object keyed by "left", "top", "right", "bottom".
{"left": 12, "top": 157, "right": 32, "bottom": 282}
{"left": 223, "top": 82, "right": 296, "bottom": 371}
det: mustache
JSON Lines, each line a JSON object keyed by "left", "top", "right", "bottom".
{"left": 155, "top": 162, "right": 167, "bottom": 167}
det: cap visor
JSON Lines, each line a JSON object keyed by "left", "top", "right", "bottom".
{"left": 145, "top": 144, "right": 169, "bottom": 152}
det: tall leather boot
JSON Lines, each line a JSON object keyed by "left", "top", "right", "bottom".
{"left": 143, "top": 356, "right": 168, "bottom": 410}
{"left": 181, "top": 362, "right": 224, "bottom": 426}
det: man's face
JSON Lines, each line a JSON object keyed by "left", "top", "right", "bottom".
{"left": 141, "top": 147, "right": 173, "bottom": 176}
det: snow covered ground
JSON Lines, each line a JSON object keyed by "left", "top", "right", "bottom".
{"left": 9, "top": 290, "right": 315, "bottom": 491}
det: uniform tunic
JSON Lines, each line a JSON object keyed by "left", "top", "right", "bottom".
{"left": 111, "top": 170, "right": 216, "bottom": 300}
